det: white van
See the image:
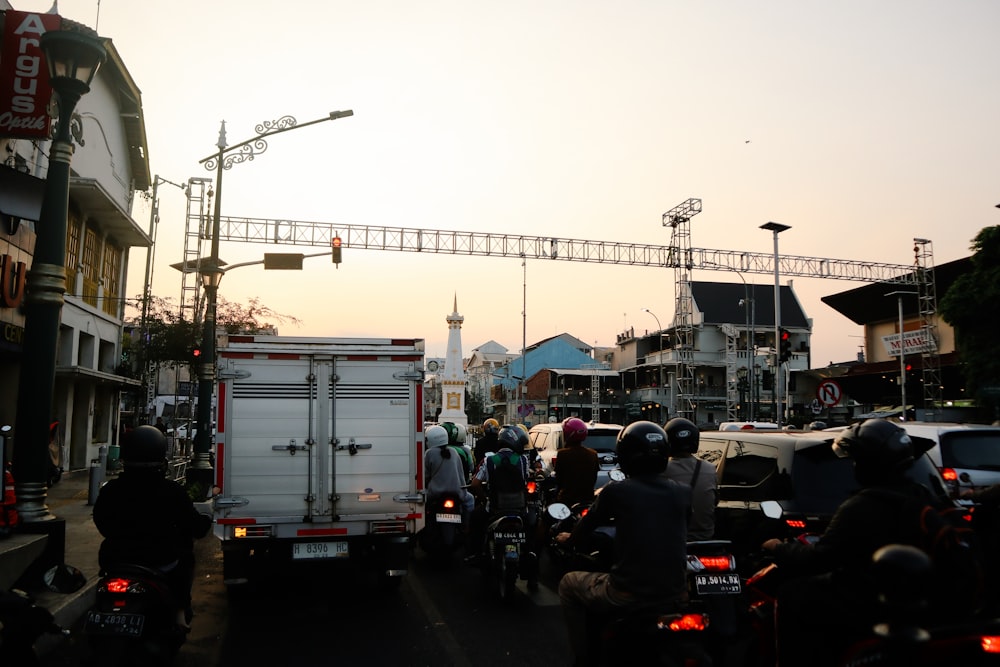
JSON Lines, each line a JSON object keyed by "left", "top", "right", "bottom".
{"left": 527, "top": 422, "right": 623, "bottom": 488}
{"left": 895, "top": 422, "right": 1000, "bottom": 496}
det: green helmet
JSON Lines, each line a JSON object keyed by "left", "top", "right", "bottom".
{"left": 441, "top": 422, "right": 459, "bottom": 444}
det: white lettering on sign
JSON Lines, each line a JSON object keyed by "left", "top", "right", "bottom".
{"left": 881, "top": 330, "right": 937, "bottom": 357}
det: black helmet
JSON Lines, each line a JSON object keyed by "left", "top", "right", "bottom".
{"left": 664, "top": 418, "right": 699, "bottom": 456}
{"left": 497, "top": 424, "right": 528, "bottom": 453}
{"left": 121, "top": 425, "right": 168, "bottom": 468}
{"left": 616, "top": 421, "right": 669, "bottom": 476}
{"left": 833, "top": 419, "right": 914, "bottom": 483}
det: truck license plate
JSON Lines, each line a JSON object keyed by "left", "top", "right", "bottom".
{"left": 435, "top": 513, "right": 462, "bottom": 524}
{"left": 694, "top": 573, "right": 742, "bottom": 595}
{"left": 292, "top": 541, "right": 349, "bottom": 560}
{"left": 85, "top": 610, "right": 145, "bottom": 637}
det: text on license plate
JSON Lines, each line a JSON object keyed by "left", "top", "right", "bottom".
{"left": 694, "top": 573, "right": 742, "bottom": 595}
{"left": 435, "top": 513, "right": 462, "bottom": 524}
{"left": 292, "top": 541, "right": 349, "bottom": 560}
{"left": 495, "top": 531, "right": 526, "bottom": 543}
{"left": 85, "top": 610, "right": 145, "bottom": 637}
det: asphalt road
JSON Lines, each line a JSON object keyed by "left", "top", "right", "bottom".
{"left": 41, "top": 537, "right": 572, "bottom": 666}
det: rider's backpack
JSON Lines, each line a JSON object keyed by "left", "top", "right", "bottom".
{"left": 488, "top": 451, "right": 525, "bottom": 513}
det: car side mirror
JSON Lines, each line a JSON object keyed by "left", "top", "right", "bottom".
{"left": 760, "top": 500, "right": 783, "bottom": 519}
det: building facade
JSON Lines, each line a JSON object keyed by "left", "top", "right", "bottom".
{"left": 0, "top": 7, "right": 150, "bottom": 469}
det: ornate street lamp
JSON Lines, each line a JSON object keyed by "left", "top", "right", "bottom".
{"left": 13, "top": 24, "right": 106, "bottom": 536}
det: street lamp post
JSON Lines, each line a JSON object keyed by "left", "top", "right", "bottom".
{"left": 188, "top": 110, "right": 354, "bottom": 493}
{"left": 13, "top": 25, "right": 106, "bottom": 534}
{"left": 760, "top": 222, "right": 791, "bottom": 427}
{"left": 737, "top": 366, "right": 749, "bottom": 421}
{"left": 886, "top": 291, "right": 918, "bottom": 421}
{"left": 641, "top": 308, "right": 664, "bottom": 423}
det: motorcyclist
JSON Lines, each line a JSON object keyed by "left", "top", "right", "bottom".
{"left": 93, "top": 425, "right": 212, "bottom": 629}
{"left": 760, "top": 418, "right": 948, "bottom": 667}
{"left": 553, "top": 417, "right": 599, "bottom": 507}
{"left": 465, "top": 424, "right": 532, "bottom": 562}
{"left": 423, "top": 424, "right": 475, "bottom": 529}
{"left": 473, "top": 418, "right": 500, "bottom": 468}
{"left": 556, "top": 421, "right": 691, "bottom": 666}
{"left": 441, "top": 421, "right": 474, "bottom": 484}
{"left": 662, "top": 417, "right": 717, "bottom": 540}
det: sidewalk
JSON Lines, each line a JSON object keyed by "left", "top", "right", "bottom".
{"left": 29, "top": 468, "right": 105, "bottom": 655}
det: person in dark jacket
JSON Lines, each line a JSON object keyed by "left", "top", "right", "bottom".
{"left": 94, "top": 425, "right": 211, "bottom": 629}
{"left": 473, "top": 418, "right": 500, "bottom": 468}
{"left": 761, "top": 419, "right": 948, "bottom": 667}
{"left": 553, "top": 417, "right": 599, "bottom": 507}
{"left": 557, "top": 421, "right": 691, "bottom": 666}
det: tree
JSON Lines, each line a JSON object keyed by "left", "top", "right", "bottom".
{"left": 939, "top": 225, "right": 1000, "bottom": 399}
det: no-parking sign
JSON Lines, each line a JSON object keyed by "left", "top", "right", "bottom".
{"left": 816, "top": 379, "right": 842, "bottom": 407}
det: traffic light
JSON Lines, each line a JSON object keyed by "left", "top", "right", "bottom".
{"left": 190, "top": 345, "right": 202, "bottom": 361}
{"left": 331, "top": 235, "right": 342, "bottom": 267}
{"left": 779, "top": 328, "right": 792, "bottom": 364}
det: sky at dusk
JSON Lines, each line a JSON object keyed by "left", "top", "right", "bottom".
{"left": 16, "top": 1, "right": 1000, "bottom": 365}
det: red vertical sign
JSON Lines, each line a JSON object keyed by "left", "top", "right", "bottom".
{"left": 0, "top": 11, "right": 62, "bottom": 138}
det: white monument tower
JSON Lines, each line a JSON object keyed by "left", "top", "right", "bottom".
{"left": 437, "top": 294, "right": 468, "bottom": 427}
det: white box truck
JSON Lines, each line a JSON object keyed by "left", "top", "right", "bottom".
{"left": 210, "top": 335, "right": 426, "bottom": 589}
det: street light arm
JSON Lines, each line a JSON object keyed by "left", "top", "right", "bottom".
{"left": 198, "top": 110, "right": 354, "bottom": 168}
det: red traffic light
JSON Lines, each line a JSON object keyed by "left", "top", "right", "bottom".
{"left": 332, "top": 235, "right": 342, "bottom": 266}
{"left": 191, "top": 346, "right": 202, "bottom": 359}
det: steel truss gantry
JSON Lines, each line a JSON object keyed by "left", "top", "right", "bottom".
{"left": 206, "top": 212, "right": 937, "bottom": 419}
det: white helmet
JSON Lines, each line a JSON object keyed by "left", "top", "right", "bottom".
{"left": 425, "top": 425, "right": 449, "bottom": 448}
{"left": 454, "top": 423, "right": 468, "bottom": 444}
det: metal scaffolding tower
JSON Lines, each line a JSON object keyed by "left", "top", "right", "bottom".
{"left": 914, "top": 238, "right": 943, "bottom": 420}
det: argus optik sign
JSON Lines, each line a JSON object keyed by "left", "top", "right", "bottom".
{"left": 0, "top": 11, "right": 62, "bottom": 139}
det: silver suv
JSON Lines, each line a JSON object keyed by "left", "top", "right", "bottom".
{"left": 527, "top": 422, "right": 622, "bottom": 488}
{"left": 895, "top": 422, "right": 1000, "bottom": 495}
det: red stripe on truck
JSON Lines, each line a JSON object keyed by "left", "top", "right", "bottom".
{"left": 298, "top": 528, "right": 349, "bottom": 536}
{"left": 218, "top": 518, "right": 256, "bottom": 525}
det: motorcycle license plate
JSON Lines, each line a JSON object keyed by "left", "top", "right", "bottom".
{"left": 495, "top": 531, "right": 526, "bottom": 543}
{"left": 435, "top": 513, "right": 462, "bottom": 524}
{"left": 292, "top": 541, "right": 349, "bottom": 560}
{"left": 85, "top": 610, "right": 145, "bottom": 637}
{"left": 694, "top": 573, "right": 742, "bottom": 595}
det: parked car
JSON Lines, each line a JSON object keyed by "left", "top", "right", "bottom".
{"left": 695, "top": 428, "right": 952, "bottom": 568}
{"left": 527, "top": 422, "right": 623, "bottom": 489}
{"left": 894, "top": 422, "right": 1000, "bottom": 496}
{"left": 718, "top": 421, "right": 779, "bottom": 431}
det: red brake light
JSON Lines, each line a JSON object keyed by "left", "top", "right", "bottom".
{"left": 696, "top": 555, "right": 733, "bottom": 572}
{"left": 941, "top": 468, "right": 958, "bottom": 482}
{"left": 983, "top": 636, "right": 1000, "bottom": 653}
{"left": 106, "top": 578, "right": 132, "bottom": 594}
{"left": 661, "top": 613, "right": 708, "bottom": 632}
{"left": 442, "top": 499, "right": 455, "bottom": 510}
{"left": 785, "top": 519, "right": 806, "bottom": 529}
{"left": 580, "top": 507, "right": 589, "bottom": 518}
{"left": 526, "top": 481, "right": 537, "bottom": 494}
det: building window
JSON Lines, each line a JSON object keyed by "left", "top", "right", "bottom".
{"left": 81, "top": 227, "right": 99, "bottom": 307}
{"left": 101, "top": 242, "right": 121, "bottom": 317}
{"left": 65, "top": 215, "right": 80, "bottom": 286}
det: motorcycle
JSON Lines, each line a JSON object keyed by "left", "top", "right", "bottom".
{"left": 740, "top": 501, "right": 1000, "bottom": 667}
{"left": 419, "top": 491, "right": 465, "bottom": 561}
{"left": 686, "top": 539, "right": 741, "bottom": 665}
{"left": 85, "top": 563, "right": 188, "bottom": 666}
{"left": 588, "top": 599, "right": 713, "bottom": 666}
{"left": 546, "top": 500, "right": 615, "bottom": 574}
{"left": 0, "top": 588, "right": 69, "bottom": 667}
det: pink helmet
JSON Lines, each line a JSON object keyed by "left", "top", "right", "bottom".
{"left": 562, "top": 418, "right": 588, "bottom": 445}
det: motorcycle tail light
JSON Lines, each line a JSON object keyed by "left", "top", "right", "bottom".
{"left": 103, "top": 577, "right": 147, "bottom": 595}
{"left": 443, "top": 498, "right": 456, "bottom": 510}
{"left": 579, "top": 507, "right": 589, "bottom": 518}
{"left": 526, "top": 481, "right": 537, "bottom": 494}
{"left": 659, "top": 613, "right": 708, "bottom": 632}
{"left": 941, "top": 467, "right": 958, "bottom": 482}
{"left": 983, "top": 636, "right": 1000, "bottom": 653}
{"left": 696, "top": 555, "right": 734, "bottom": 572}
{"left": 785, "top": 519, "right": 807, "bottom": 529}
